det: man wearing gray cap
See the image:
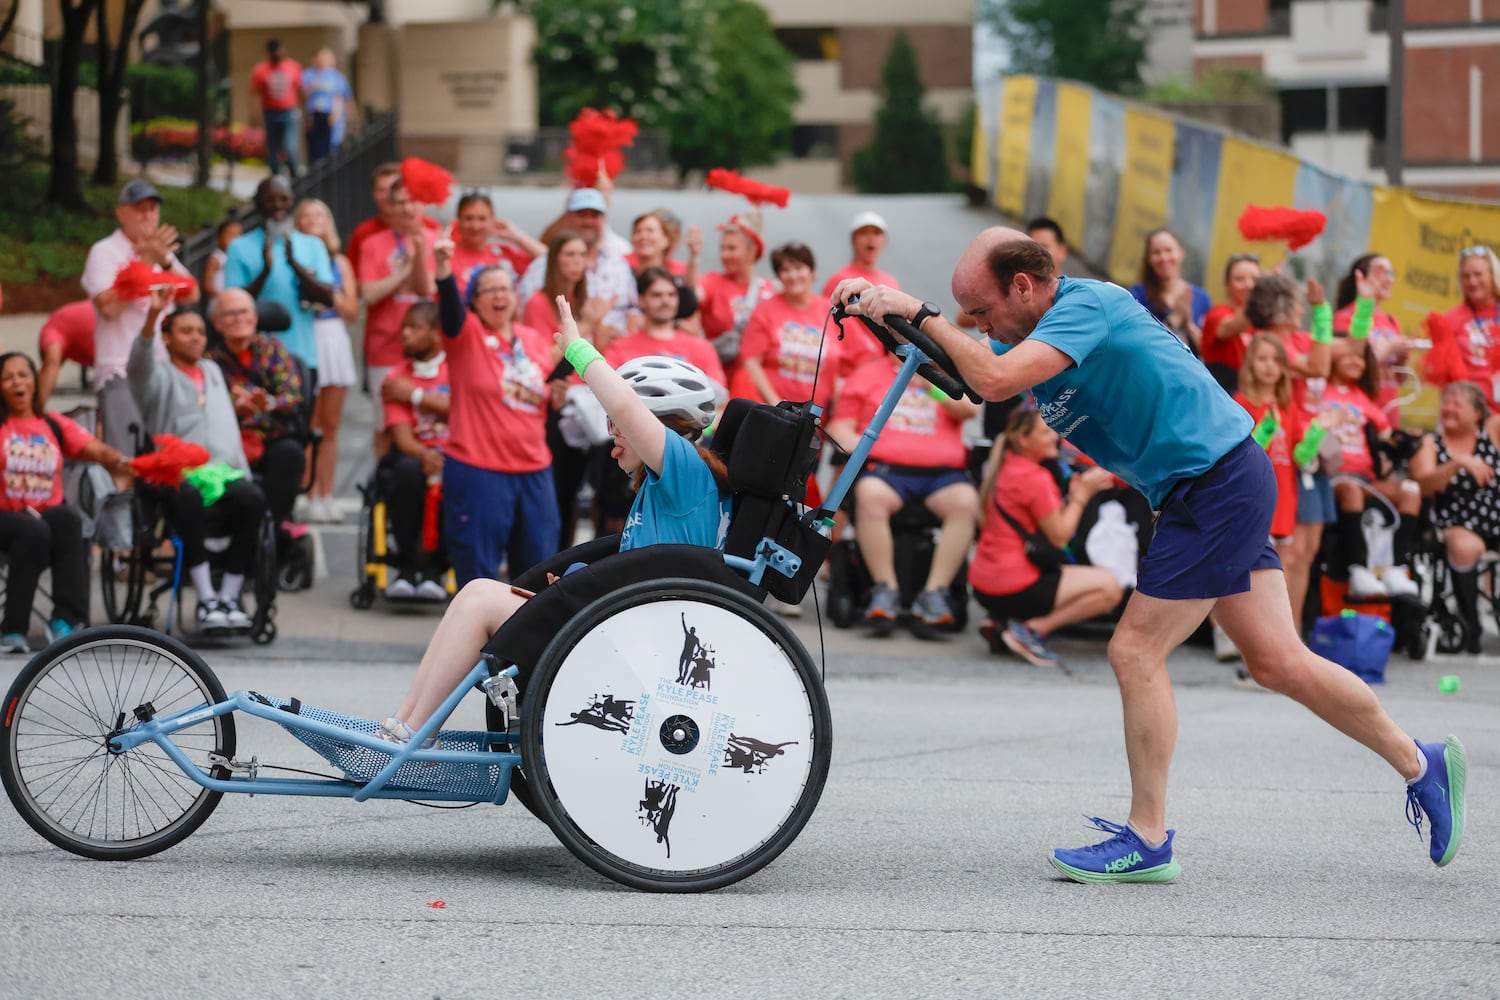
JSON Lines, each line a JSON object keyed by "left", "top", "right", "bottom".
{"left": 81, "top": 180, "right": 201, "bottom": 467}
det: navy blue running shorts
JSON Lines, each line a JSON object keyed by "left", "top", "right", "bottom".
{"left": 1136, "top": 436, "right": 1282, "bottom": 601}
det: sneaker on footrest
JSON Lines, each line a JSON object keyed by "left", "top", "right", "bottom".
{"left": 1050, "top": 816, "right": 1181, "bottom": 884}
{"left": 1346, "top": 565, "right": 1386, "bottom": 600}
{"left": 220, "top": 598, "right": 253, "bottom": 632}
{"left": 1383, "top": 566, "right": 1420, "bottom": 599}
{"left": 384, "top": 576, "right": 417, "bottom": 600}
{"left": 195, "top": 599, "right": 229, "bottom": 632}
{"left": 912, "top": 588, "right": 955, "bottom": 626}
{"left": 414, "top": 577, "right": 448, "bottom": 602}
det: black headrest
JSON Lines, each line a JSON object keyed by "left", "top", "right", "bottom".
{"left": 712, "top": 399, "right": 820, "bottom": 501}
{"left": 257, "top": 300, "right": 292, "bottom": 333}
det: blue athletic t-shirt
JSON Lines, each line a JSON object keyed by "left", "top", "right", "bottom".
{"left": 1009, "top": 276, "right": 1252, "bottom": 509}
{"left": 619, "top": 431, "right": 731, "bottom": 551}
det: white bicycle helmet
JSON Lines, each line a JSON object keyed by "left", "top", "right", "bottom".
{"left": 615, "top": 355, "right": 719, "bottom": 430}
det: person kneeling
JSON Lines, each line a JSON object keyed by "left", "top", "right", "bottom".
{"left": 379, "top": 301, "right": 451, "bottom": 601}
{"left": 129, "top": 288, "right": 265, "bottom": 632}
{"left": 969, "top": 407, "right": 1123, "bottom": 667}
{"left": 375, "top": 296, "right": 728, "bottom": 748}
{"left": 826, "top": 355, "right": 981, "bottom": 627}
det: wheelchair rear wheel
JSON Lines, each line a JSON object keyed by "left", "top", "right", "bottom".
{"left": 522, "top": 577, "right": 832, "bottom": 892}
{"left": 0, "top": 626, "right": 236, "bottom": 860}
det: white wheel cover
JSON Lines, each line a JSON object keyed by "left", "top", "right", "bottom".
{"left": 540, "top": 598, "right": 817, "bottom": 872}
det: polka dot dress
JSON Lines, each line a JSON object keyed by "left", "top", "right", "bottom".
{"left": 1433, "top": 430, "right": 1500, "bottom": 545}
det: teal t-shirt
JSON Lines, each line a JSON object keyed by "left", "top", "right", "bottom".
{"left": 224, "top": 229, "right": 333, "bottom": 370}
{"left": 1005, "top": 276, "right": 1252, "bottom": 509}
{"left": 619, "top": 431, "right": 731, "bottom": 552}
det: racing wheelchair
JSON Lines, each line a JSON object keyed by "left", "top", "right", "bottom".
{"left": 0, "top": 305, "right": 982, "bottom": 891}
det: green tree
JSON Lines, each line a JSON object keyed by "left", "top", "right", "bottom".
{"left": 851, "top": 32, "right": 951, "bottom": 194}
{"left": 980, "top": 0, "right": 1147, "bottom": 95}
{"left": 519, "top": 0, "right": 796, "bottom": 177}
{"left": 667, "top": 0, "right": 797, "bottom": 177}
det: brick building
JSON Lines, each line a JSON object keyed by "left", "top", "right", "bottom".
{"left": 1192, "top": 0, "right": 1500, "bottom": 200}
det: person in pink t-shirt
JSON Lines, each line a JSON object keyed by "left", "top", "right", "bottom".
{"left": 358, "top": 181, "right": 437, "bottom": 447}
{"left": 447, "top": 192, "right": 542, "bottom": 295}
{"left": 734, "top": 242, "right": 841, "bottom": 414}
{"left": 432, "top": 238, "right": 559, "bottom": 585}
{"left": 1333, "top": 253, "right": 1410, "bottom": 419}
{"left": 36, "top": 300, "right": 96, "bottom": 408}
{"left": 379, "top": 301, "right": 452, "bottom": 600}
{"left": 826, "top": 353, "right": 980, "bottom": 627}
{"left": 604, "top": 268, "right": 726, "bottom": 388}
{"left": 822, "top": 211, "right": 900, "bottom": 377}
{"left": 699, "top": 215, "right": 776, "bottom": 370}
{"left": 0, "top": 352, "right": 129, "bottom": 650}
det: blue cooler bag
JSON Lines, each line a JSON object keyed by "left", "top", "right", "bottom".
{"left": 1309, "top": 610, "right": 1394, "bottom": 683}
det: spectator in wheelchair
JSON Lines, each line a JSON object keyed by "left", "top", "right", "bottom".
{"left": 0, "top": 351, "right": 130, "bottom": 652}
{"left": 207, "top": 288, "right": 307, "bottom": 529}
{"left": 825, "top": 353, "right": 981, "bottom": 627}
{"left": 969, "top": 406, "right": 1122, "bottom": 667}
{"left": 130, "top": 288, "right": 265, "bottom": 632}
{"left": 1409, "top": 381, "right": 1500, "bottom": 653}
{"left": 374, "top": 297, "right": 726, "bottom": 748}
{"left": 378, "top": 301, "right": 451, "bottom": 601}
{"left": 1321, "top": 331, "right": 1422, "bottom": 600}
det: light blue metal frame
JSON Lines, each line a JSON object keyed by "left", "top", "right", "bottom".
{"left": 102, "top": 338, "right": 939, "bottom": 805}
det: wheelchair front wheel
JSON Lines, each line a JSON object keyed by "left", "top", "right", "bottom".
{"left": 0, "top": 626, "right": 236, "bottom": 860}
{"left": 523, "top": 577, "right": 832, "bottom": 892}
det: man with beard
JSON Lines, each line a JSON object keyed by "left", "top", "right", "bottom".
{"left": 377, "top": 301, "right": 451, "bottom": 600}
{"left": 224, "top": 177, "right": 333, "bottom": 378}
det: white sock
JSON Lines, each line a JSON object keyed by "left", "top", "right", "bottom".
{"left": 220, "top": 573, "right": 245, "bottom": 603}
{"left": 1408, "top": 746, "right": 1428, "bottom": 785}
{"left": 189, "top": 563, "right": 216, "bottom": 601}
{"left": 1127, "top": 822, "right": 1167, "bottom": 849}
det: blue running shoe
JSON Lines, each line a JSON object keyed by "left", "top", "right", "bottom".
{"left": 1050, "top": 817, "right": 1181, "bottom": 884}
{"left": 1406, "top": 735, "right": 1466, "bottom": 867}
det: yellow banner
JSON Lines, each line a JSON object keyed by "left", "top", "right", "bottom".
{"left": 1204, "top": 137, "right": 1300, "bottom": 289}
{"left": 1367, "top": 187, "right": 1500, "bottom": 334}
{"left": 996, "top": 75, "right": 1037, "bottom": 218}
{"left": 970, "top": 100, "right": 992, "bottom": 193}
{"left": 1046, "top": 83, "right": 1092, "bottom": 251}
{"left": 1107, "top": 107, "right": 1175, "bottom": 284}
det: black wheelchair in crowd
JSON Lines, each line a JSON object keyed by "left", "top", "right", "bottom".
{"left": 348, "top": 462, "right": 456, "bottom": 610}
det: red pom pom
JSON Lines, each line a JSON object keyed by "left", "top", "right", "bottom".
{"left": 1236, "top": 205, "right": 1327, "bottom": 251}
{"left": 705, "top": 168, "right": 790, "bottom": 209}
{"left": 112, "top": 261, "right": 197, "bottom": 302}
{"left": 562, "top": 108, "right": 638, "bottom": 187}
{"left": 129, "top": 435, "right": 211, "bottom": 487}
{"left": 401, "top": 157, "right": 455, "bottom": 205}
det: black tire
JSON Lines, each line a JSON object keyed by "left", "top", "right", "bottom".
{"left": 250, "top": 516, "right": 278, "bottom": 643}
{"left": 0, "top": 625, "right": 236, "bottom": 860}
{"left": 99, "top": 508, "right": 148, "bottom": 626}
{"left": 523, "top": 577, "right": 832, "bottom": 892}
{"left": 349, "top": 585, "right": 375, "bottom": 610}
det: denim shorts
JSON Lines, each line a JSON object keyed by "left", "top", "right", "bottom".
{"left": 858, "top": 464, "right": 971, "bottom": 507}
{"left": 1296, "top": 470, "right": 1337, "bottom": 525}
{"left": 1137, "top": 436, "right": 1282, "bottom": 601}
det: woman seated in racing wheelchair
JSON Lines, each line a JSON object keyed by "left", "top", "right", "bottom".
{"left": 128, "top": 287, "right": 265, "bottom": 632}
{"left": 374, "top": 296, "right": 728, "bottom": 748}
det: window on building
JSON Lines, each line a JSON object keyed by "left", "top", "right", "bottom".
{"left": 1280, "top": 87, "right": 1327, "bottom": 141}
{"left": 1281, "top": 83, "right": 1388, "bottom": 148}
{"left": 1337, "top": 86, "right": 1387, "bottom": 140}
{"left": 775, "top": 28, "right": 839, "bottom": 62}
{"left": 1267, "top": 0, "right": 1292, "bottom": 36}
{"left": 791, "top": 124, "right": 839, "bottom": 159}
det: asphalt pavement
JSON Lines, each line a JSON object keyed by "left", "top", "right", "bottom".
{"left": 0, "top": 192, "right": 1495, "bottom": 997}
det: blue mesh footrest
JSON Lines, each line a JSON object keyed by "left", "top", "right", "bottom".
{"left": 256, "top": 694, "right": 503, "bottom": 796}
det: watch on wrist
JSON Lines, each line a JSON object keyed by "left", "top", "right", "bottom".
{"left": 912, "top": 301, "right": 942, "bottom": 329}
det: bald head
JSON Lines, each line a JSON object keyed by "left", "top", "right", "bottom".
{"left": 214, "top": 287, "right": 255, "bottom": 318}
{"left": 951, "top": 226, "right": 1057, "bottom": 345}
{"left": 213, "top": 288, "right": 258, "bottom": 351}
{"left": 254, "top": 175, "right": 294, "bottom": 221}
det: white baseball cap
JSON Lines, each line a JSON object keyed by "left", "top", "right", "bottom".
{"left": 849, "top": 210, "right": 888, "bottom": 235}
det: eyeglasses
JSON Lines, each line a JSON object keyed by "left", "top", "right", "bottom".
{"left": 1460, "top": 246, "right": 1492, "bottom": 258}
{"left": 217, "top": 308, "right": 254, "bottom": 320}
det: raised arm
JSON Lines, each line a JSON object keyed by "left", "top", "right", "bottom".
{"left": 553, "top": 295, "right": 669, "bottom": 474}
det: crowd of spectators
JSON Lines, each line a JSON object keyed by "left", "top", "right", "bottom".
{"left": 6, "top": 149, "right": 1500, "bottom": 667}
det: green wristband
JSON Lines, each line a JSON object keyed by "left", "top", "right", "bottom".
{"left": 927, "top": 385, "right": 948, "bottom": 402}
{"left": 1350, "top": 297, "right": 1375, "bottom": 339}
{"left": 1310, "top": 302, "right": 1332, "bottom": 344}
{"left": 1252, "top": 410, "right": 1279, "bottom": 448}
{"left": 1293, "top": 422, "right": 1327, "bottom": 466}
{"left": 564, "top": 339, "right": 605, "bottom": 374}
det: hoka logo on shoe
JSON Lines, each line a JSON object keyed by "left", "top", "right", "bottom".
{"left": 1105, "top": 852, "right": 1142, "bottom": 873}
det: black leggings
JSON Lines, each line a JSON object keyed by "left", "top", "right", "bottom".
{"left": 0, "top": 505, "right": 88, "bottom": 633}
{"left": 253, "top": 437, "right": 306, "bottom": 524}
{"left": 379, "top": 452, "right": 441, "bottom": 574}
{"left": 173, "top": 479, "right": 265, "bottom": 574}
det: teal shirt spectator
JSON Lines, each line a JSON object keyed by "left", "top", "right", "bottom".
{"left": 619, "top": 432, "right": 731, "bottom": 551}
{"left": 224, "top": 229, "right": 333, "bottom": 370}
{"left": 996, "top": 276, "right": 1252, "bottom": 509}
